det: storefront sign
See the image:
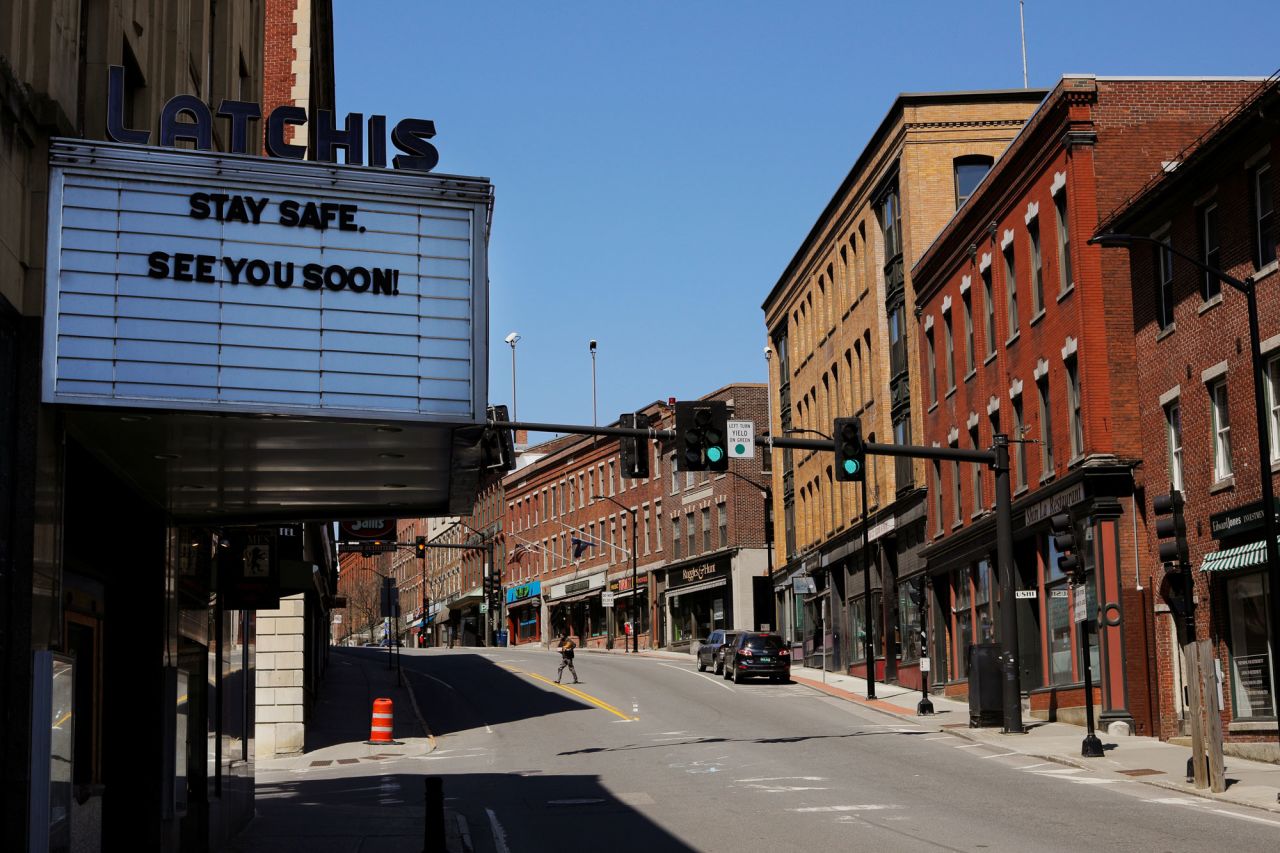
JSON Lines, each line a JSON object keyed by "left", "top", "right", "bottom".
{"left": 1015, "top": 589, "right": 1037, "bottom": 599}
{"left": 1233, "top": 653, "right": 1273, "bottom": 714}
{"left": 43, "top": 139, "right": 489, "bottom": 421}
{"left": 564, "top": 579, "right": 591, "bottom": 595}
{"left": 868, "top": 515, "right": 896, "bottom": 542}
{"left": 669, "top": 559, "right": 728, "bottom": 589}
{"left": 106, "top": 65, "right": 440, "bottom": 171}
{"left": 505, "top": 580, "right": 541, "bottom": 604}
{"left": 1024, "top": 482, "right": 1086, "bottom": 527}
{"left": 221, "top": 527, "right": 280, "bottom": 610}
{"left": 339, "top": 519, "right": 398, "bottom": 541}
{"left": 1210, "top": 499, "right": 1280, "bottom": 541}
{"left": 547, "top": 572, "right": 605, "bottom": 600}
{"left": 608, "top": 575, "right": 649, "bottom": 592}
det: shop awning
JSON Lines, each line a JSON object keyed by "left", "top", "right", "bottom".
{"left": 665, "top": 578, "right": 727, "bottom": 598}
{"left": 1200, "top": 537, "right": 1280, "bottom": 574}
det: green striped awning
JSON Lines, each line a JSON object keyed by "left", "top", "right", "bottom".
{"left": 1199, "top": 538, "right": 1280, "bottom": 573}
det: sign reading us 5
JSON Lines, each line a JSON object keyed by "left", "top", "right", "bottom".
{"left": 105, "top": 65, "right": 439, "bottom": 171}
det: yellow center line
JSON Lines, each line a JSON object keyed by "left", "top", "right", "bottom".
{"left": 506, "top": 666, "right": 636, "bottom": 721}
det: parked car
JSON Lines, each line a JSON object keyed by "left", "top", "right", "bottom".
{"left": 697, "top": 630, "right": 739, "bottom": 674}
{"left": 723, "top": 632, "right": 791, "bottom": 683}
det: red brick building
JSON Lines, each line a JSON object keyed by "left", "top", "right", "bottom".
{"left": 1100, "top": 77, "right": 1279, "bottom": 751}
{"left": 911, "top": 76, "right": 1263, "bottom": 736}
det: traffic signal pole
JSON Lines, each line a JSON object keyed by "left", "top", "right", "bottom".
{"left": 494, "top": 419, "right": 1024, "bottom": 733}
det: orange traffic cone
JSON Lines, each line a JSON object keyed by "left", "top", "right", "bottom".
{"left": 366, "top": 697, "right": 402, "bottom": 745}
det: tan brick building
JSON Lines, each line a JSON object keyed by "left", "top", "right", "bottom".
{"left": 761, "top": 90, "right": 1045, "bottom": 686}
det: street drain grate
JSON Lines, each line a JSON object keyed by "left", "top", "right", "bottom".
{"left": 1117, "top": 769, "right": 1163, "bottom": 777}
{"left": 336, "top": 758, "right": 360, "bottom": 765}
{"left": 309, "top": 761, "right": 332, "bottom": 767}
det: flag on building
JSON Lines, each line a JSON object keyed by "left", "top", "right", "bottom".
{"left": 571, "top": 537, "right": 595, "bottom": 559}
{"left": 507, "top": 543, "right": 531, "bottom": 564}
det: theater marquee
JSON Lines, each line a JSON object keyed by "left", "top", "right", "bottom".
{"left": 43, "top": 139, "right": 491, "bottom": 422}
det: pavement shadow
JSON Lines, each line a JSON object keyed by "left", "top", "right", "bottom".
{"left": 224, "top": 771, "right": 696, "bottom": 853}
{"left": 558, "top": 728, "right": 930, "bottom": 756}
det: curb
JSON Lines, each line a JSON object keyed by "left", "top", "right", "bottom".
{"left": 791, "top": 674, "right": 1280, "bottom": 815}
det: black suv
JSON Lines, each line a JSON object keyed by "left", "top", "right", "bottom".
{"left": 724, "top": 632, "right": 791, "bottom": 683}
{"left": 697, "top": 630, "right": 739, "bottom": 674}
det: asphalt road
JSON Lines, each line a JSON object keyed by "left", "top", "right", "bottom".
{"left": 395, "top": 647, "right": 1280, "bottom": 853}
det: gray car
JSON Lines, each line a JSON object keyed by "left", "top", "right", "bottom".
{"left": 697, "top": 629, "right": 739, "bottom": 674}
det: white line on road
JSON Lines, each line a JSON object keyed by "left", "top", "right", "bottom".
{"left": 658, "top": 662, "right": 735, "bottom": 691}
{"left": 745, "top": 784, "right": 830, "bottom": 792}
{"left": 1210, "top": 809, "right": 1280, "bottom": 827}
{"left": 923, "top": 736, "right": 952, "bottom": 741}
{"left": 485, "top": 808, "right": 512, "bottom": 853}
{"left": 790, "top": 805, "right": 902, "bottom": 813}
{"left": 953, "top": 743, "right": 983, "bottom": 749}
{"left": 1019, "top": 763, "right": 1052, "bottom": 770}
{"left": 980, "top": 752, "right": 1020, "bottom": 760}
{"left": 737, "top": 776, "right": 828, "bottom": 782}
{"left": 1027, "top": 767, "right": 1084, "bottom": 775}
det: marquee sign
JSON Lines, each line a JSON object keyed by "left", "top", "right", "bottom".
{"left": 42, "top": 139, "right": 490, "bottom": 421}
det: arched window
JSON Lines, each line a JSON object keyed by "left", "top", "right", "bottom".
{"left": 954, "top": 155, "right": 995, "bottom": 208}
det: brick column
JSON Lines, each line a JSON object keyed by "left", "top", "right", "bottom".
{"left": 255, "top": 593, "right": 307, "bottom": 758}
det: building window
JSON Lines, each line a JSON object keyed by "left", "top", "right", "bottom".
{"left": 926, "top": 327, "right": 938, "bottom": 404}
{"left": 686, "top": 513, "right": 696, "bottom": 557}
{"left": 982, "top": 267, "right": 996, "bottom": 358}
{"left": 1166, "top": 401, "right": 1184, "bottom": 492}
{"left": 1012, "top": 394, "right": 1027, "bottom": 491}
{"left": 1029, "top": 219, "right": 1044, "bottom": 315}
{"left": 671, "top": 455, "right": 679, "bottom": 492}
{"left": 944, "top": 312, "right": 956, "bottom": 392}
{"left": 1268, "top": 355, "right": 1280, "bottom": 463}
{"left": 1200, "top": 202, "right": 1221, "bottom": 302}
{"left": 954, "top": 155, "right": 994, "bottom": 208}
{"left": 701, "top": 507, "right": 712, "bottom": 552}
{"left": 644, "top": 506, "right": 652, "bottom": 555}
{"left": 951, "top": 455, "right": 962, "bottom": 526}
{"left": 1255, "top": 162, "right": 1275, "bottom": 270}
{"left": 718, "top": 503, "right": 727, "bottom": 548}
{"left": 1211, "top": 378, "right": 1232, "bottom": 481}
{"left": 1066, "top": 358, "right": 1083, "bottom": 460}
{"left": 1003, "top": 245, "right": 1019, "bottom": 338}
{"left": 951, "top": 568, "right": 972, "bottom": 678}
{"left": 1155, "top": 233, "right": 1175, "bottom": 330}
{"left": 970, "top": 424, "right": 983, "bottom": 513}
{"left": 893, "top": 417, "right": 913, "bottom": 490}
{"left": 889, "top": 300, "right": 907, "bottom": 379}
{"left": 988, "top": 409, "right": 1000, "bottom": 510}
{"left": 962, "top": 291, "right": 975, "bottom": 375}
{"left": 1038, "top": 374, "right": 1054, "bottom": 476}
{"left": 655, "top": 500, "right": 663, "bottom": 550}
{"left": 1055, "top": 191, "right": 1073, "bottom": 294}
{"left": 933, "top": 460, "right": 944, "bottom": 535}
{"left": 1227, "top": 573, "right": 1277, "bottom": 719}
{"left": 672, "top": 519, "right": 681, "bottom": 559}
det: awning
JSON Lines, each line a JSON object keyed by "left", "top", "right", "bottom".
{"left": 1200, "top": 537, "right": 1280, "bottom": 574}
{"left": 665, "top": 577, "right": 727, "bottom": 599}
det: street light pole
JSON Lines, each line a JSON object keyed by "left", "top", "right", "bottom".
{"left": 505, "top": 331, "right": 521, "bottom": 422}
{"left": 1093, "top": 232, "right": 1280, "bottom": 743}
{"left": 596, "top": 494, "right": 639, "bottom": 652}
{"left": 589, "top": 339, "right": 598, "bottom": 429}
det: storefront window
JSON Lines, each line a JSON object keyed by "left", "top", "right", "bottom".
{"left": 588, "top": 597, "right": 606, "bottom": 637}
{"left": 1227, "top": 574, "right": 1276, "bottom": 719}
{"left": 898, "top": 582, "right": 921, "bottom": 663}
{"left": 1047, "top": 535, "right": 1072, "bottom": 685}
{"left": 975, "top": 560, "right": 995, "bottom": 643}
{"left": 850, "top": 597, "right": 867, "bottom": 663}
{"left": 952, "top": 568, "right": 972, "bottom": 679}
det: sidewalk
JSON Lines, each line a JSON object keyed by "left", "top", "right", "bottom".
{"left": 583, "top": 644, "right": 1280, "bottom": 814}
{"left": 786, "top": 663, "right": 1280, "bottom": 815}
{"left": 225, "top": 647, "right": 462, "bottom": 853}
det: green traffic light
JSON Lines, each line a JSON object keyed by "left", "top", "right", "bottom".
{"left": 843, "top": 459, "right": 859, "bottom": 475}
{"left": 707, "top": 446, "right": 724, "bottom": 463}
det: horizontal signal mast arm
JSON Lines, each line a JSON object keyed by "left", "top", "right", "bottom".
{"left": 491, "top": 421, "right": 997, "bottom": 465}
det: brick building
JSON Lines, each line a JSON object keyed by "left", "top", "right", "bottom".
{"left": 502, "top": 385, "right": 771, "bottom": 650}
{"left": 911, "top": 75, "right": 1265, "bottom": 736}
{"left": 653, "top": 385, "right": 772, "bottom": 649}
{"left": 762, "top": 89, "right": 1045, "bottom": 686}
{"left": 1099, "top": 76, "right": 1279, "bottom": 754}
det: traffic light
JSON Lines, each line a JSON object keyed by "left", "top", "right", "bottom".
{"left": 1153, "top": 490, "right": 1190, "bottom": 568}
{"left": 619, "top": 412, "right": 651, "bottom": 479}
{"left": 481, "top": 404, "right": 517, "bottom": 471}
{"left": 415, "top": 536, "right": 427, "bottom": 559}
{"left": 675, "top": 400, "right": 729, "bottom": 472}
{"left": 1050, "top": 513, "right": 1085, "bottom": 584}
{"left": 833, "top": 417, "right": 866, "bottom": 482}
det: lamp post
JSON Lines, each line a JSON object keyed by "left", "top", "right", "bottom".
{"left": 1092, "top": 232, "right": 1280, "bottom": 744}
{"left": 505, "top": 332, "right": 521, "bottom": 422}
{"left": 589, "top": 339, "right": 598, "bottom": 428}
{"left": 596, "top": 494, "right": 639, "bottom": 652}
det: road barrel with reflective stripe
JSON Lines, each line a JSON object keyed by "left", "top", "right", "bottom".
{"left": 367, "top": 697, "right": 396, "bottom": 744}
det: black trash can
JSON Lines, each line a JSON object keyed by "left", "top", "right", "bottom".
{"left": 967, "top": 643, "right": 1002, "bottom": 727}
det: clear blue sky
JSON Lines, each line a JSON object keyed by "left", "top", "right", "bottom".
{"left": 334, "top": 1, "right": 1278, "bottom": 440}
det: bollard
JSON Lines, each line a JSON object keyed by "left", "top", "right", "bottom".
{"left": 365, "top": 697, "right": 402, "bottom": 745}
{"left": 423, "top": 776, "right": 445, "bottom": 853}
